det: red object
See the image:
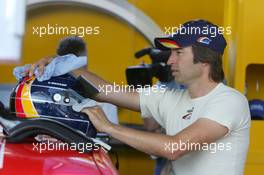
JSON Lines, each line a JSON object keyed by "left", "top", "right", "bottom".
{"left": 0, "top": 140, "right": 118, "bottom": 175}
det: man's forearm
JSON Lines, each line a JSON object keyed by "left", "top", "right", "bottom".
{"left": 72, "top": 68, "right": 140, "bottom": 111}
{"left": 106, "top": 124, "right": 184, "bottom": 160}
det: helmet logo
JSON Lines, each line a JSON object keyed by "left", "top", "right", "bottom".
{"left": 197, "top": 37, "right": 212, "bottom": 45}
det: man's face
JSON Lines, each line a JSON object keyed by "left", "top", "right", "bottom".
{"left": 167, "top": 46, "right": 203, "bottom": 84}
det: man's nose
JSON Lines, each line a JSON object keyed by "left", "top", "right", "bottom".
{"left": 167, "top": 53, "right": 176, "bottom": 65}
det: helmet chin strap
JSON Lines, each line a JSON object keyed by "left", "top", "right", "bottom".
{"left": 0, "top": 114, "right": 111, "bottom": 153}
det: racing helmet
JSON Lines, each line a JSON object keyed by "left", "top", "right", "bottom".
{"left": 9, "top": 74, "right": 97, "bottom": 138}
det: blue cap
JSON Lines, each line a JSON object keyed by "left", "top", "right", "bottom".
{"left": 154, "top": 19, "right": 227, "bottom": 55}
{"left": 249, "top": 99, "right": 264, "bottom": 119}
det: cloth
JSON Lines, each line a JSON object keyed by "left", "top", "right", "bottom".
{"left": 13, "top": 54, "right": 87, "bottom": 82}
{"left": 139, "top": 83, "right": 250, "bottom": 175}
{"left": 72, "top": 99, "right": 118, "bottom": 124}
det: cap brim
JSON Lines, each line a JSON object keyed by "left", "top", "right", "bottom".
{"left": 249, "top": 100, "right": 264, "bottom": 117}
{"left": 250, "top": 110, "right": 264, "bottom": 118}
{"left": 154, "top": 38, "right": 181, "bottom": 50}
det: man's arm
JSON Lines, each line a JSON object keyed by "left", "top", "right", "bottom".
{"left": 28, "top": 58, "right": 140, "bottom": 111}
{"left": 72, "top": 68, "right": 140, "bottom": 111}
{"left": 83, "top": 107, "right": 228, "bottom": 160}
{"left": 108, "top": 118, "right": 228, "bottom": 160}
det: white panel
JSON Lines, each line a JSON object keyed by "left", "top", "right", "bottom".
{"left": 0, "top": 0, "right": 26, "bottom": 62}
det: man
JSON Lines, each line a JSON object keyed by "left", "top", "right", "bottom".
{"left": 26, "top": 20, "right": 250, "bottom": 175}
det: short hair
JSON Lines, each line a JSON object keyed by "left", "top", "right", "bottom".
{"left": 192, "top": 44, "right": 225, "bottom": 82}
{"left": 57, "top": 36, "right": 87, "bottom": 57}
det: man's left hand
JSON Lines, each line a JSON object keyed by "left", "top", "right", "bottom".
{"left": 82, "top": 106, "right": 113, "bottom": 133}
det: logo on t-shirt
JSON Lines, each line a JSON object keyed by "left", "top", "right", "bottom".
{"left": 182, "top": 107, "right": 194, "bottom": 120}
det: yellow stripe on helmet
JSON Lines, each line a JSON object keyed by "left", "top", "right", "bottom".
{"left": 21, "top": 77, "right": 39, "bottom": 118}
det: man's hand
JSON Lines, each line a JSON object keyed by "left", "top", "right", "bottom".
{"left": 17, "top": 54, "right": 140, "bottom": 111}
{"left": 28, "top": 56, "right": 54, "bottom": 77}
{"left": 82, "top": 106, "right": 114, "bottom": 132}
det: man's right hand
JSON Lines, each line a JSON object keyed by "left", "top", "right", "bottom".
{"left": 25, "top": 55, "right": 140, "bottom": 112}
{"left": 28, "top": 56, "right": 54, "bottom": 77}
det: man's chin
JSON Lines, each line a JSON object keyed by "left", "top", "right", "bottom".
{"left": 174, "top": 77, "right": 184, "bottom": 84}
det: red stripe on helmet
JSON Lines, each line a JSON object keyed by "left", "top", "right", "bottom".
{"left": 15, "top": 78, "right": 30, "bottom": 118}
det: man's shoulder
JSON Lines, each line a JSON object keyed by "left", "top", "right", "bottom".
{"left": 215, "top": 83, "right": 246, "bottom": 99}
{"left": 165, "top": 88, "right": 187, "bottom": 98}
{"left": 214, "top": 83, "right": 248, "bottom": 105}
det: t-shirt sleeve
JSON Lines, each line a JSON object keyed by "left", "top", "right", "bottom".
{"left": 139, "top": 87, "right": 167, "bottom": 126}
{"left": 199, "top": 92, "right": 250, "bottom": 135}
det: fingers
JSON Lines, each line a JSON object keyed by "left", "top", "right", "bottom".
{"left": 82, "top": 106, "right": 98, "bottom": 112}
{"left": 36, "top": 57, "right": 49, "bottom": 76}
{"left": 28, "top": 56, "right": 53, "bottom": 77}
{"left": 81, "top": 106, "right": 111, "bottom": 133}
{"left": 29, "top": 63, "right": 36, "bottom": 77}
{"left": 81, "top": 106, "right": 102, "bottom": 114}
{"left": 22, "top": 68, "right": 30, "bottom": 77}
{"left": 38, "top": 65, "right": 45, "bottom": 76}
{"left": 81, "top": 108, "right": 90, "bottom": 114}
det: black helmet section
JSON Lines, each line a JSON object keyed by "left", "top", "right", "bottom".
{"left": 0, "top": 116, "right": 95, "bottom": 153}
{"left": 9, "top": 74, "right": 97, "bottom": 138}
{"left": 0, "top": 101, "right": 12, "bottom": 118}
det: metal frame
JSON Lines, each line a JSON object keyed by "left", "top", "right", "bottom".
{"left": 26, "top": 0, "right": 163, "bottom": 45}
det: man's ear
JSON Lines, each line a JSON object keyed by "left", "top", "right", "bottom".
{"left": 201, "top": 62, "right": 209, "bottom": 67}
